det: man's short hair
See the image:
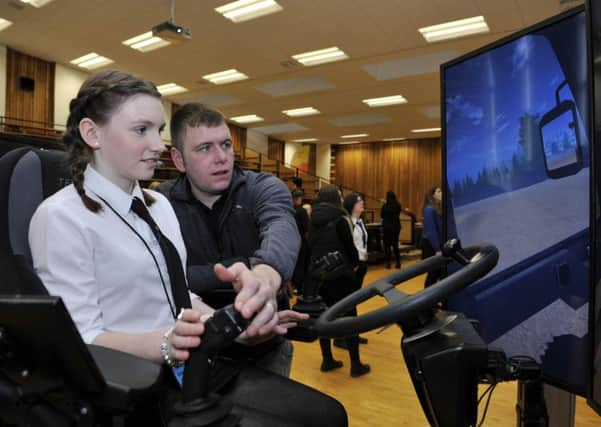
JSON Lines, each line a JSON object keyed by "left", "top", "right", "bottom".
{"left": 291, "top": 189, "right": 304, "bottom": 199}
{"left": 170, "top": 103, "right": 226, "bottom": 152}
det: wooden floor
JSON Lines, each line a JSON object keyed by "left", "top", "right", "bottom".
{"left": 289, "top": 261, "right": 600, "bottom": 427}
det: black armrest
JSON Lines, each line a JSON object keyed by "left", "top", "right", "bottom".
{"left": 88, "top": 344, "right": 166, "bottom": 411}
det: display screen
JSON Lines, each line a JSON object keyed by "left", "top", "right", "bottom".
{"left": 443, "top": 8, "right": 590, "bottom": 395}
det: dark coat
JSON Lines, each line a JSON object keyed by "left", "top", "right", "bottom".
{"left": 158, "top": 166, "right": 299, "bottom": 307}
{"left": 309, "top": 202, "right": 358, "bottom": 306}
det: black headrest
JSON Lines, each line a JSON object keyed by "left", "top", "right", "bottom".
{"left": 0, "top": 147, "right": 69, "bottom": 294}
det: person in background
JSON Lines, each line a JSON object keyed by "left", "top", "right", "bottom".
{"left": 28, "top": 70, "right": 346, "bottom": 426}
{"left": 333, "top": 192, "right": 370, "bottom": 350}
{"left": 381, "top": 190, "right": 402, "bottom": 269}
{"left": 309, "top": 185, "right": 370, "bottom": 378}
{"left": 158, "top": 103, "right": 298, "bottom": 377}
{"left": 291, "top": 188, "right": 310, "bottom": 295}
{"left": 421, "top": 186, "right": 443, "bottom": 287}
{"left": 302, "top": 202, "right": 312, "bottom": 217}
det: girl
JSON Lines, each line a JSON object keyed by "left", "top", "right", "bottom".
{"left": 381, "top": 190, "right": 402, "bottom": 269}
{"left": 309, "top": 185, "right": 370, "bottom": 378}
{"left": 421, "top": 186, "right": 443, "bottom": 287}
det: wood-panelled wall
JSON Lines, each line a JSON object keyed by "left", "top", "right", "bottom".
{"left": 268, "top": 136, "right": 285, "bottom": 163}
{"left": 228, "top": 122, "right": 246, "bottom": 156}
{"left": 5, "top": 48, "right": 55, "bottom": 126}
{"left": 333, "top": 138, "right": 441, "bottom": 217}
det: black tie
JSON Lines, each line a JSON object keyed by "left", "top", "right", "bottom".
{"left": 130, "top": 197, "right": 191, "bottom": 315}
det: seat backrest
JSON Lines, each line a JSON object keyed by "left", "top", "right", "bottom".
{"left": 0, "top": 147, "right": 70, "bottom": 295}
{"left": 0, "top": 147, "right": 166, "bottom": 425}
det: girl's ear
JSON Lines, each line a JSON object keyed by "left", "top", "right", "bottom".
{"left": 79, "top": 118, "right": 102, "bottom": 150}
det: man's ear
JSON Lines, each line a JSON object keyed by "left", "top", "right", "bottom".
{"left": 79, "top": 118, "right": 101, "bottom": 150}
{"left": 171, "top": 147, "right": 186, "bottom": 173}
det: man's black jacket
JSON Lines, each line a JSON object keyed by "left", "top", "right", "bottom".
{"left": 158, "top": 166, "right": 300, "bottom": 308}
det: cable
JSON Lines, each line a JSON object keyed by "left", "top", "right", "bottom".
{"left": 477, "top": 383, "right": 494, "bottom": 405}
{"left": 477, "top": 383, "right": 497, "bottom": 427}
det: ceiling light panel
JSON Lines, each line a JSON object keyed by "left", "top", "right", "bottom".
{"left": 123, "top": 31, "right": 171, "bottom": 52}
{"left": 419, "top": 16, "right": 489, "bottom": 43}
{"left": 70, "top": 53, "right": 114, "bottom": 70}
{"left": 230, "top": 114, "right": 264, "bottom": 124}
{"left": 156, "top": 83, "right": 188, "bottom": 96}
{"left": 341, "top": 133, "right": 368, "bottom": 138}
{"left": 19, "top": 0, "right": 54, "bottom": 7}
{"left": 291, "top": 138, "right": 318, "bottom": 143}
{"left": 203, "top": 69, "right": 249, "bottom": 85}
{"left": 411, "top": 127, "right": 441, "bottom": 133}
{"left": 292, "top": 47, "right": 349, "bottom": 67}
{"left": 383, "top": 137, "right": 406, "bottom": 141}
{"left": 0, "top": 18, "right": 12, "bottom": 32}
{"left": 216, "top": 0, "right": 283, "bottom": 23}
{"left": 282, "top": 107, "right": 320, "bottom": 117}
{"left": 363, "top": 95, "right": 407, "bottom": 107}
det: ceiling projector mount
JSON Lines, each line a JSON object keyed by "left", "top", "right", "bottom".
{"left": 152, "top": 0, "right": 191, "bottom": 43}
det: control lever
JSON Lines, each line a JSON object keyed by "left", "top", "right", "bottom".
{"left": 287, "top": 251, "right": 345, "bottom": 342}
{"left": 170, "top": 304, "right": 248, "bottom": 427}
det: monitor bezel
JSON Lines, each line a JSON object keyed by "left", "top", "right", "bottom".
{"left": 440, "top": 4, "right": 591, "bottom": 396}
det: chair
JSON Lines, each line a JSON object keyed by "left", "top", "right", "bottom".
{"left": 0, "top": 147, "right": 166, "bottom": 426}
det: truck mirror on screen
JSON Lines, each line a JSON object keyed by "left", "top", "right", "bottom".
{"left": 539, "top": 99, "right": 583, "bottom": 179}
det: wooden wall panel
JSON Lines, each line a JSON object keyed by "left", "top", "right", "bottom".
{"left": 334, "top": 138, "right": 441, "bottom": 218}
{"left": 228, "top": 122, "right": 246, "bottom": 157}
{"left": 268, "top": 136, "right": 285, "bottom": 163}
{"left": 5, "top": 48, "right": 55, "bottom": 126}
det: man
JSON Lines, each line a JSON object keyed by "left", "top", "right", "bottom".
{"left": 158, "top": 103, "right": 299, "bottom": 376}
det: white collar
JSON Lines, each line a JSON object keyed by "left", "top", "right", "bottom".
{"left": 83, "top": 164, "right": 145, "bottom": 217}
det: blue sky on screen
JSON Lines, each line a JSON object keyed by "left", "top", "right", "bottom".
{"left": 445, "top": 34, "right": 571, "bottom": 186}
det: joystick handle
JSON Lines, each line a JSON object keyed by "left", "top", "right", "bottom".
{"left": 182, "top": 305, "right": 248, "bottom": 403}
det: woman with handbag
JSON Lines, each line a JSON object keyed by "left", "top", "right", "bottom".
{"left": 308, "top": 185, "right": 370, "bottom": 378}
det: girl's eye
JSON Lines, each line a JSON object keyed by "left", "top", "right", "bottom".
{"left": 135, "top": 127, "right": 147, "bottom": 135}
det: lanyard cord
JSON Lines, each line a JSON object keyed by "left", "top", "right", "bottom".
{"left": 96, "top": 195, "right": 177, "bottom": 319}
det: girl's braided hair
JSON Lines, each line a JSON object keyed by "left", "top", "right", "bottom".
{"left": 63, "top": 70, "right": 161, "bottom": 211}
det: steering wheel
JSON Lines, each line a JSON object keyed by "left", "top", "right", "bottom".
{"left": 313, "top": 242, "right": 499, "bottom": 338}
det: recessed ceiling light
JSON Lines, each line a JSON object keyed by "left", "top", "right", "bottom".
{"left": 202, "top": 69, "right": 249, "bottom": 85}
{"left": 18, "top": 0, "right": 54, "bottom": 7}
{"left": 70, "top": 53, "right": 114, "bottom": 70}
{"left": 383, "top": 137, "right": 407, "bottom": 141}
{"left": 419, "top": 16, "right": 489, "bottom": 43}
{"left": 292, "top": 47, "right": 349, "bottom": 67}
{"left": 338, "top": 141, "right": 360, "bottom": 145}
{"left": 341, "top": 133, "right": 368, "bottom": 138}
{"left": 156, "top": 83, "right": 188, "bottom": 96}
{"left": 122, "top": 31, "right": 171, "bottom": 52}
{"left": 291, "top": 138, "right": 318, "bottom": 143}
{"left": 0, "top": 18, "right": 12, "bottom": 32}
{"left": 282, "top": 107, "right": 320, "bottom": 117}
{"left": 230, "top": 114, "right": 264, "bottom": 124}
{"left": 411, "top": 127, "right": 441, "bottom": 133}
{"left": 215, "top": 0, "right": 283, "bottom": 23}
{"left": 363, "top": 95, "right": 408, "bottom": 108}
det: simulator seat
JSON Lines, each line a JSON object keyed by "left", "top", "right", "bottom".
{"left": 0, "top": 147, "right": 167, "bottom": 426}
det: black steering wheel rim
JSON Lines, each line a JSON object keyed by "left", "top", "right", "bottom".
{"left": 313, "top": 244, "right": 499, "bottom": 338}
